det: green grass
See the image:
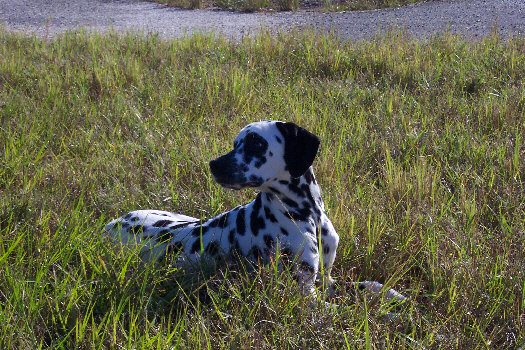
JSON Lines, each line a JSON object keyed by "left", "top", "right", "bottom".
{"left": 0, "top": 27, "right": 524, "bottom": 348}
{"left": 155, "top": 0, "right": 425, "bottom": 13}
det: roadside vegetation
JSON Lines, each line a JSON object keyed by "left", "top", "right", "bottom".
{"left": 0, "top": 27, "right": 524, "bottom": 348}
{"left": 155, "top": 0, "right": 425, "bottom": 13}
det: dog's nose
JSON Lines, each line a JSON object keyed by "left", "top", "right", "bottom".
{"left": 209, "top": 151, "right": 237, "bottom": 180}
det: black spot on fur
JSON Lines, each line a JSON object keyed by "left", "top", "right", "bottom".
{"left": 243, "top": 132, "right": 268, "bottom": 164}
{"left": 219, "top": 214, "right": 230, "bottom": 228}
{"left": 281, "top": 247, "right": 293, "bottom": 257}
{"left": 208, "top": 218, "right": 219, "bottom": 228}
{"left": 249, "top": 175, "right": 263, "bottom": 184}
{"left": 121, "top": 222, "right": 130, "bottom": 228}
{"left": 264, "top": 206, "right": 278, "bottom": 223}
{"left": 323, "top": 245, "right": 330, "bottom": 255}
{"left": 279, "top": 247, "right": 295, "bottom": 265}
{"left": 263, "top": 234, "right": 274, "bottom": 249}
{"left": 190, "top": 239, "right": 202, "bottom": 254}
{"left": 167, "top": 241, "right": 184, "bottom": 253}
{"left": 301, "top": 184, "right": 318, "bottom": 208}
{"left": 130, "top": 216, "right": 139, "bottom": 222}
{"left": 304, "top": 169, "right": 315, "bottom": 184}
{"left": 156, "top": 229, "right": 172, "bottom": 243}
{"left": 169, "top": 221, "right": 195, "bottom": 230}
{"left": 321, "top": 226, "right": 329, "bottom": 236}
{"left": 254, "top": 157, "right": 266, "bottom": 168}
{"left": 268, "top": 187, "right": 281, "bottom": 195}
{"left": 124, "top": 213, "right": 132, "bottom": 220}
{"left": 230, "top": 239, "right": 242, "bottom": 256}
{"left": 269, "top": 151, "right": 273, "bottom": 157}
{"left": 205, "top": 242, "right": 220, "bottom": 256}
{"left": 288, "top": 178, "right": 302, "bottom": 196}
{"left": 282, "top": 198, "right": 298, "bottom": 208}
{"left": 283, "top": 206, "right": 310, "bottom": 222}
{"left": 208, "top": 214, "right": 229, "bottom": 228}
{"left": 275, "top": 136, "right": 282, "bottom": 143}
{"left": 152, "top": 220, "right": 174, "bottom": 228}
{"left": 279, "top": 180, "right": 288, "bottom": 185}
{"left": 297, "top": 185, "right": 320, "bottom": 217}
{"left": 236, "top": 207, "right": 246, "bottom": 236}
{"left": 299, "top": 261, "right": 315, "bottom": 273}
{"left": 129, "top": 225, "right": 143, "bottom": 234}
{"left": 191, "top": 226, "right": 209, "bottom": 237}
{"left": 310, "top": 245, "right": 318, "bottom": 254}
{"left": 252, "top": 246, "right": 262, "bottom": 261}
{"left": 228, "top": 229, "right": 236, "bottom": 244}
{"left": 280, "top": 228, "right": 289, "bottom": 236}
{"left": 250, "top": 194, "right": 265, "bottom": 236}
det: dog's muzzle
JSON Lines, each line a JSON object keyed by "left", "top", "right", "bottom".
{"left": 209, "top": 152, "right": 262, "bottom": 189}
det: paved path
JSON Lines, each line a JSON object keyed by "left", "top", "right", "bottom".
{"left": 0, "top": 0, "right": 524, "bottom": 40}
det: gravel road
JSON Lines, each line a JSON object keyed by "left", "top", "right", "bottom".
{"left": 0, "top": 0, "right": 524, "bottom": 40}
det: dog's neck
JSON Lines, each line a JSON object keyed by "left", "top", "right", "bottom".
{"left": 259, "top": 167, "right": 325, "bottom": 224}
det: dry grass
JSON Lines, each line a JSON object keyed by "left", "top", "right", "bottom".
{"left": 156, "top": 0, "right": 424, "bottom": 12}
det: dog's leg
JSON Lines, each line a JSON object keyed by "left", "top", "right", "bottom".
{"left": 293, "top": 248, "right": 319, "bottom": 297}
{"left": 353, "top": 281, "right": 407, "bottom": 304}
{"left": 318, "top": 218, "right": 339, "bottom": 297}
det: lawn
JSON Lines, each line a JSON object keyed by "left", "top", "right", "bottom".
{"left": 0, "top": 28, "right": 524, "bottom": 348}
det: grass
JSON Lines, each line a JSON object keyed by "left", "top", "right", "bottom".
{"left": 155, "top": 0, "right": 425, "bottom": 12}
{"left": 0, "top": 27, "right": 524, "bottom": 348}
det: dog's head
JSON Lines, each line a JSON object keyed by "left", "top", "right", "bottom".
{"left": 209, "top": 121, "right": 320, "bottom": 190}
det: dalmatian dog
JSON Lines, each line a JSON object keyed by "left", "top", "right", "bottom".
{"left": 105, "top": 121, "right": 406, "bottom": 305}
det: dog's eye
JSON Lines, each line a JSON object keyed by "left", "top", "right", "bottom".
{"left": 249, "top": 141, "right": 264, "bottom": 150}
{"left": 244, "top": 133, "right": 268, "bottom": 155}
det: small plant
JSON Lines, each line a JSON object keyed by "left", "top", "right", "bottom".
{"left": 164, "top": 0, "right": 202, "bottom": 9}
{"left": 215, "top": 0, "right": 268, "bottom": 12}
{"left": 189, "top": 0, "right": 202, "bottom": 9}
{"left": 243, "top": 0, "right": 268, "bottom": 12}
{"left": 277, "top": 0, "right": 299, "bottom": 11}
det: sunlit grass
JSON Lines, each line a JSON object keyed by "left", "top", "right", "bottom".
{"left": 0, "top": 28, "right": 524, "bottom": 348}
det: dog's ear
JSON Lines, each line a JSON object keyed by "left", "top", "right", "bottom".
{"left": 276, "top": 122, "right": 320, "bottom": 178}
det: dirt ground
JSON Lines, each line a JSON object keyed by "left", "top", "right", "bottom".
{"left": 0, "top": 0, "right": 524, "bottom": 40}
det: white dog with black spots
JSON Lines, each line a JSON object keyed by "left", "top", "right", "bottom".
{"left": 105, "top": 121, "right": 406, "bottom": 306}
